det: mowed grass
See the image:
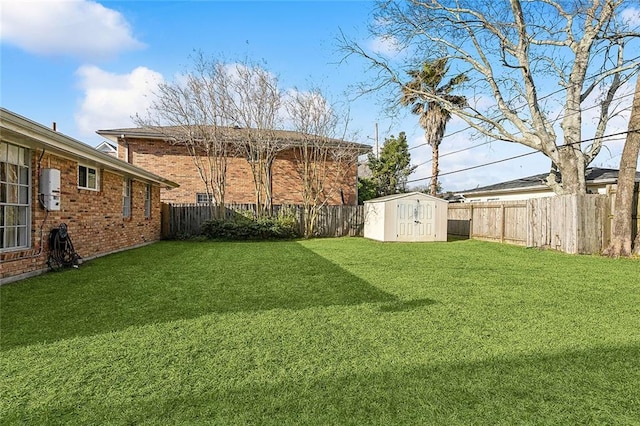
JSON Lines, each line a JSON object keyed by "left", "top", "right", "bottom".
{"left": 1, "top": 238, "right": 639, "bottom": 424}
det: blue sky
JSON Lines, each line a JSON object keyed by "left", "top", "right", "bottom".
{"left": 1, "top": 1, "right": 638, "bottom": 192}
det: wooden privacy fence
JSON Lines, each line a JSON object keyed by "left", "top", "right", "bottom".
{"left": 447, "top": 188, "right": 639, "bottom": 254}
{"left": 161, "top": 203, "right": 365, "bottom": 238}
{"left": 162, "top": 186, "right": 638, "bottom": 253}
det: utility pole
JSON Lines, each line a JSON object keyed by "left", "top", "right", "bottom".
{"left": 374, "top": 122, "right": 379, "bottom": 159}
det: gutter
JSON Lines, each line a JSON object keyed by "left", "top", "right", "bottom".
{"left": 1, "top": 108, "right": 179, "bottom": 189}
{"left": 97, "top": 128, "right": 372, "bottom": 155}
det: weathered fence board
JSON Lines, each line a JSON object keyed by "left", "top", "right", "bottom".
{"left": 447, "top": 204, "right": 471, "bottom": 236}
{"left": 447, "top": 190, "right": 636, "bottom": 254}
{"left": 162, "top": 203, "right": 365, "bottom": 238}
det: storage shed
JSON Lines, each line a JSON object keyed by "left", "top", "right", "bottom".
{"left": 364, "top": 192, "right": 448, "bottom": 242}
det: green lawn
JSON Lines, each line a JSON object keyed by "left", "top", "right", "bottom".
{"left": 1, "top": 238, "right": 639, "bottom": 424}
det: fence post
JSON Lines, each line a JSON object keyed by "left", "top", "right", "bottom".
{"left": 161, "top": 203, "right": 170, "bottom": 239}
{"left": 500, "top": 204, "right": 505, "bottom": 243}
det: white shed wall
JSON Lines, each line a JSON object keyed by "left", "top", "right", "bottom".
{"left": 364, "top": 192, "right": 448, "bottom": 242}
{"left": 364, "top": 201, "right": 386, "bottom": 241}
{"left": 384, "top": 201, "right": 397, "bottom": 241}
{"left": 434, "top": 202, "right": 448, "bottom": 242}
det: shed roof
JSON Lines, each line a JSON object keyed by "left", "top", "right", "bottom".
{"left": 1, "top": 108, "right": 179, "bottom": 188}
{"left": 364, "top": 191, "right": 448, "bottom": 203}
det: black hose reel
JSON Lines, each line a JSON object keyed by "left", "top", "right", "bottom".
{"left": 47, "top": 223, "right": 81, "bottom": 271}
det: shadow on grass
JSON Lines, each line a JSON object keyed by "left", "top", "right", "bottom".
{"left": 1, "top": 241, "right": 396, "bottom": 351}
{"left": 7, "top": 344, "right": 639, "bottom": 424}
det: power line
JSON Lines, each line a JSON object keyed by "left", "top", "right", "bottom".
{"left": 408, "top": 151, "right": 536, "bottom": 184}
{"left": 411, "top": 90, "right": 636, "bottom": 155}
{"left": 413, "top": 139, "right": 494, "bottom": 168}
{"left": 406, "top": 128, "right": 640, "bottom": 184}
{"left": 411, "top": 93, "right": 637, "bottom": 171}
{"left": 404, "top": 55, "right": 640, "bottom": 152}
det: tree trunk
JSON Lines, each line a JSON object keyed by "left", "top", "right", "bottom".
{"left": 430, "top": 142, "right": 439, "bottom": 196}
{"left": 553, "top": 146, "right": 586, "bottom": 195}
{"left": 604, "top": 76, "right": 640, "bottom": 257}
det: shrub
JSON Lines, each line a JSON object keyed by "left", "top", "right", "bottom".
{"left": 201, "top": 214, "right": 299, "bottom": 240}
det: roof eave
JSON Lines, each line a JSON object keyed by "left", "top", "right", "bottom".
{"left": 1, "top": 109, "right": 179, "bottom": 189}
{"left": 97, "top": 128, "right": 372, "bottom": 153}
{"left": 457, "top": 184, "right": 551, "bottom": 197}
{"left": 458, "top": 178, "right": 627, "bottom": 197}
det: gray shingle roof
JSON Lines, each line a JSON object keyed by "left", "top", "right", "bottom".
{"left": 97, "top": 125, "right": 371, "bottom": 153}
{"left": 458, "top": 167, "right": 640, "bottom": 194}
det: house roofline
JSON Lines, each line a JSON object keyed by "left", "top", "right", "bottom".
{"left": 457, "top": 179, "right": 622, "bottom": 197}
{"left": 457, "top": 184, "right": 547, "bottom": 197}
{"left": 456, "top": 168, "right": 635, "bottom": 197}
{"left": 1, "top": 108, "right": 179, "bottom": 188}
{"left": 96, "top": 140, "right": 117, "bottom": 151}
{"left": 96, "top": 126, "right": 372, "bottom": 154}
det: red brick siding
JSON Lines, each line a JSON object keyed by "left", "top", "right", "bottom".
{"left": 122, "top": 138, "right": 358, "bottom": 205}
{"left": 1, "top": 152, "right": 162, "bottom": 281}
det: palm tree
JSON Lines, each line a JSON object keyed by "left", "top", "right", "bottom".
{"left": 401, "top": 59, "right": 467, "bottom": 196}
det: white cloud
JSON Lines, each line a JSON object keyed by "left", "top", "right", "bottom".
{"left": 621, "top": 7, "right": 640, "bottom": 25}
{"left": 368, "top": 35, "right": 402, "bottom": 57}
{"left": 75, "top": 65, "right": 163, "bottom": 135}
{"left": 0, "top": 0, "right": 143, "bottom": 60}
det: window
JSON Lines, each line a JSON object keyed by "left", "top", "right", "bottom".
{"left": 123, "top": 178, "right": 132, "bottom": 218}
{"left": 78, "top": 164, "right": 99, "bottom": 190}
{"left": 144, "top": 184, "right": 151, "bottom": 218}
{"left": 196, "top": 193, "right": 213, "bottom": 204}
{"left": 1, "top": 142, "right": 30, "bottom": 251}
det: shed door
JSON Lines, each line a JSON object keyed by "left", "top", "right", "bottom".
{"left": 397, "top": 200, "right": 434, "bottom": 241}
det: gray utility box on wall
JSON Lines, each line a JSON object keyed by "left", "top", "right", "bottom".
{"left": 39, "top": 168, "right": 61, "bottom": 211}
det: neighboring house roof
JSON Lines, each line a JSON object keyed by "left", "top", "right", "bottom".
{"left": 364, "top": 191, "right": 447, "bottom": 203}
{"left": 458, "top": 167, "right": 640, "bottom": 197}
{"left": 96, "top": 141, "right": 117, "bottom": 155}
{"left": 1, "top": 108, "right": 179, "bottom": 188}
{"left": 440, "top": 192, "right": 464, "bottom": 202}
{"left": 96, "top": 126, "right": 372, "bottom": 154}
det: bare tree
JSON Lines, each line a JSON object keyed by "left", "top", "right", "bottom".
{"left": 285, "top": 89, "right": 362, "bottom": 237}
{"left": 341, "top": 0, "right": 640, "bottom": 194}
{"left": 136, "top": 53, "right": 231, "bottom": 218}
{"left": 604, "top": 75, "right": 640, "bottom": 257}
{"left": 221, "top": 61, "right": 288, "bottom": 217}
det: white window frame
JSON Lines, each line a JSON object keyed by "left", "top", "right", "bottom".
{"left": 144, "top": 184, "right": 151, "bottom": 219}
{"left": 123, "top": 178, "right": 132, "bottom": 218}
{"left": 196, "top": 193, "right": 214, "bottom": 204}
{"left": 78, "top": 164, "right": 100, "bottom": 191}
{"left": 1, "top": 141, "right": 31, "bottom": 252}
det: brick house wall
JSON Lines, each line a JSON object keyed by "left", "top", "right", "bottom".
{"left": 1, "top": 151, "right": 162, "bottom": 283}
{"left": 118, "top": 138, "right": 358, "bottom": 205}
